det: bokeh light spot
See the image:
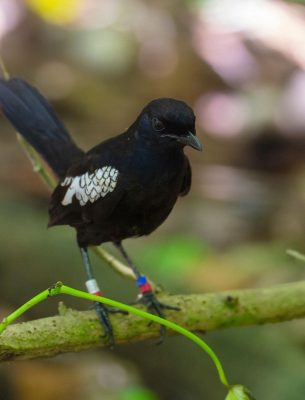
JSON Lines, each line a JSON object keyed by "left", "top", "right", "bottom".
{"left": 195, "top": 92, "right": 248, "bottom": 138}
{"left": 25, "top": 0, "right": 81, "bottom": 25}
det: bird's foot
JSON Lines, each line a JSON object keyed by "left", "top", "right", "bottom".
{"left": 94, "top": 301, "right": 114, "bottom": 347}
{"left": 138, "top": 291, "right": 180, "bottom": 344}
{"left": 136, "top": 276, "right": 180, "bottom": 343}
{"left": 93, "top": 301, "right": 128, "bottom": 348}
{"left": 92, "top": 301, "right": 128, "bottom": 347}
{"left": 138, "top": 290, "right": 180, "bottom": 313}
{"left": 94, "top": 301, "right": 128, "bottom": 348}
{"left": 90, "top": 301, "right": 127, "bottom": 315}
{"left": 86, "top": 277, "right": 128, "bottom": 346}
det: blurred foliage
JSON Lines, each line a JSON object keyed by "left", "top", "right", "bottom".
{"left": 139, "top": 234, "right": 210, "bottom": 283}
{"left": 117, "top": 386, "right": 158, "bottom": 400}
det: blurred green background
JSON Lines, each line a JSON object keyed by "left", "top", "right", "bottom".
{"left": 1, "top": 0, "right": 305, "bottom": 399}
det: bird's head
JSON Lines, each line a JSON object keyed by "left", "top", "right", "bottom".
{"left": 136, "top": 98, "right": 202, "bottom": 151}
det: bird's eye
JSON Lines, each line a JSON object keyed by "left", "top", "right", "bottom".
{"left": 152, "top": 117, "right": 165, "bottom": 131}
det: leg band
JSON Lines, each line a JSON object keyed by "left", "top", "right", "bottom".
{"left": 86, "top": 278, "right": 102, "bottom": 297}
{"left": 136, "top": 275, "right": 152, "bottom": 294}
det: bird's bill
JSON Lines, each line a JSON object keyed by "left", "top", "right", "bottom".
{"left": 183, "top": 131, "right": 202, "bottom": 151}
{"left": 161, "top": 131, "right": 203, "bottom": 151}
{"left": 176, "top": 131, "right": 202, "bottom": 151}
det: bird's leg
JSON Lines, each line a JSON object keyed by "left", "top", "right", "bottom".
{"left": 114, "top": 242, "right": 179, "bottom": 341}
{"left": 79, "top": 246, "right": 124, "bottom": 346}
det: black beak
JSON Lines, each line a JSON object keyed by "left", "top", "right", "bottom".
{"left": 180, "top": 131, "right": 202, "bottom": 151}
{"left": 161, "top": 131, "right": 203, "bottom": 151}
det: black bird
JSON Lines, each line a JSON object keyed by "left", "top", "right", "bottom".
{"left": 0, "top": 78, "right": 202, "bottom": 344}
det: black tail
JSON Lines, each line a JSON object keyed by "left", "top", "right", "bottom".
{"left": 0, "top": 78, "right": 84, "bottom": 178}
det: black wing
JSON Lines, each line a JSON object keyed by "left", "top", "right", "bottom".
{"left": 48, "top": 153, "right": 125, "bottom": 227}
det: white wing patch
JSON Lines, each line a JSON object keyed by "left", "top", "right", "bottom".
{"left": 60, "top": 166, "right": 119, "bottom": 206}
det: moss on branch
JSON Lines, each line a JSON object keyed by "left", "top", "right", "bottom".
{"left": 1, "top": 280, "right": 305, "bottom": 361}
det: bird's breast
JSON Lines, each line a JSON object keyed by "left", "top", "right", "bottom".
{"left": 118, "top": 148, "right": 186, "bottom": 234}
{"left": 129, "top": 144, "right": 185, "bottom": 185}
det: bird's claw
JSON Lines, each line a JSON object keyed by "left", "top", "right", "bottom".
{"left": 108, "top": 307, "right": 129, "bottom": 315}
{"left": 94, "top": 302, "right": 115, "bottom": 347}
{"left": 91, "top": 302, "right": 128, "bottom": 315}
{"left": 93, "top": 301, "right": 128, "bottom": 347}
{"left": 137, "top": 291, "right": 180, "bottom": 344}
{"left": 139, "top": 291, "right": 180, "bottom": 312}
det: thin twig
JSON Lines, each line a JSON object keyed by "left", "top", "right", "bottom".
{"left": 17, "top": 135, "right": 57, "bottom": 189}
{"left": 91, "top": 246, "right": 136, "bottom": 280}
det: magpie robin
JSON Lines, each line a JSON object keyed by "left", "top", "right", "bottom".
{"left": 0, "top": 78, "right": 202, "bottom": 344}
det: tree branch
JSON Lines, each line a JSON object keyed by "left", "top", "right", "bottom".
{"left": 1, "top": 280, "right": 305, "bottom": 361}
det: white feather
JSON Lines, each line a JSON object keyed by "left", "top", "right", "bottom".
{"left": 61, "top": 166, "right": 119, "bottom": 206}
